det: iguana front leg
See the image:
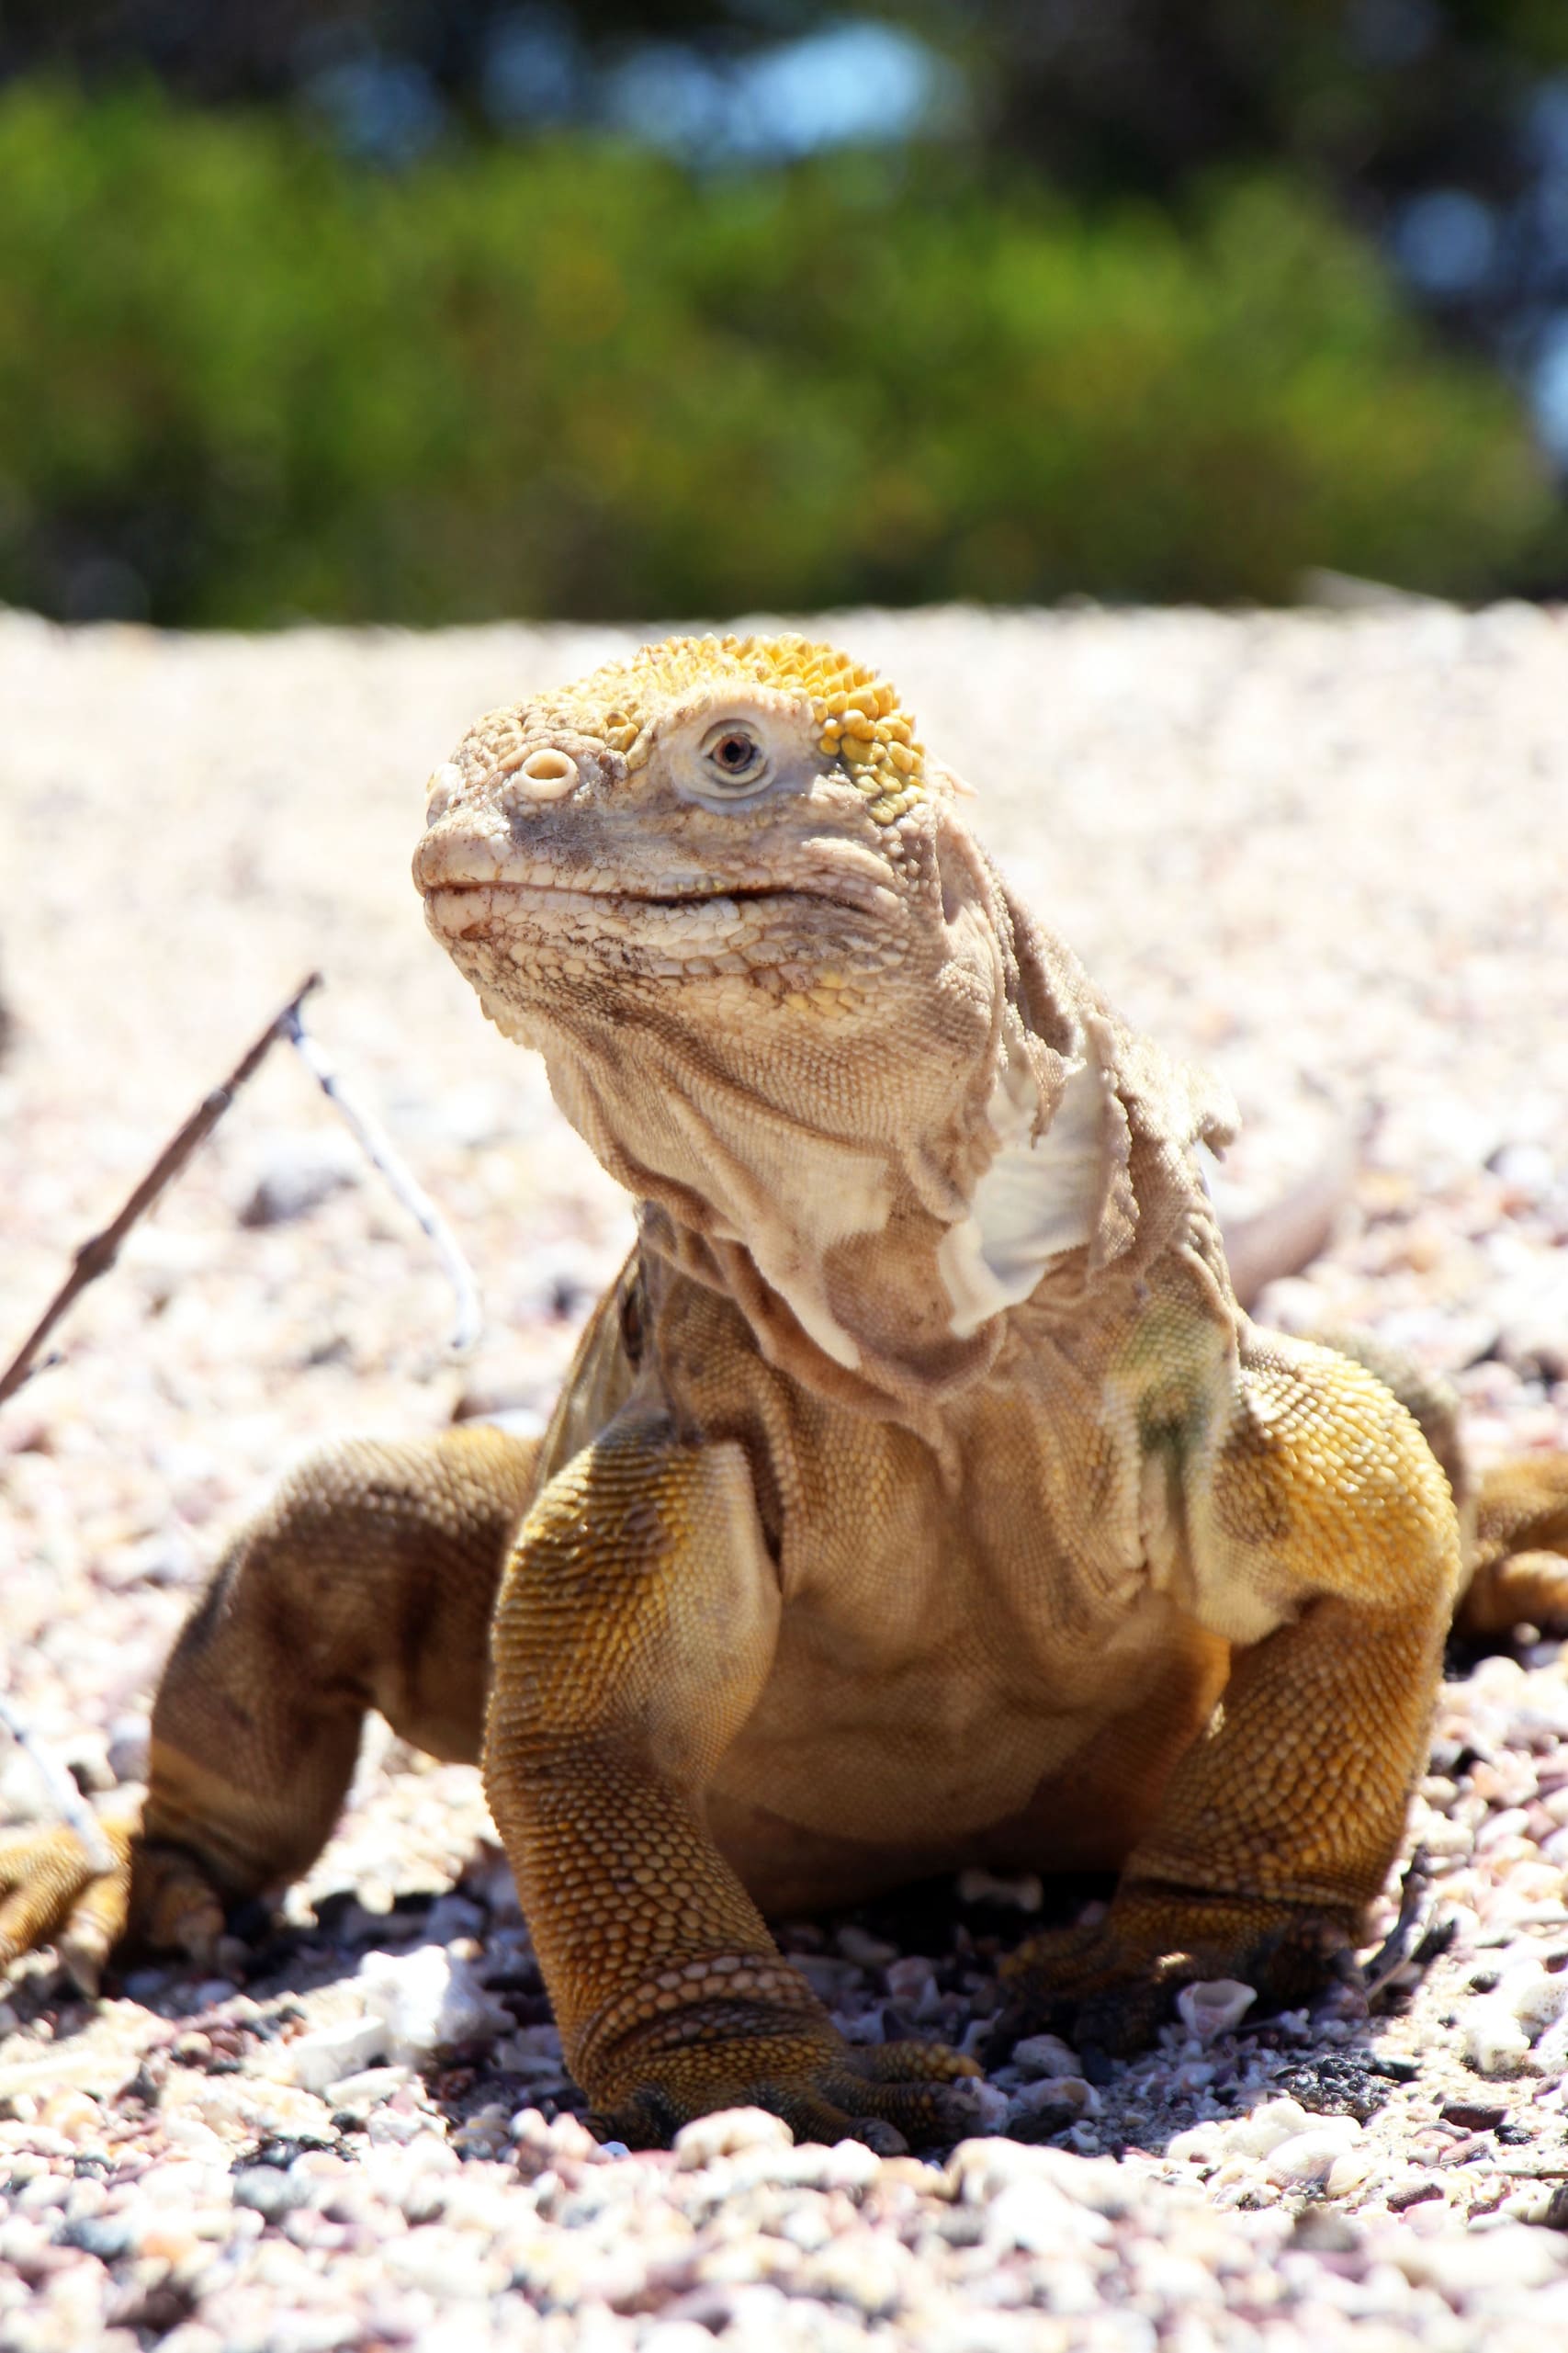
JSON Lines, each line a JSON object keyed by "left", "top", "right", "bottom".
{"left": 1001, "top": 1337, "right": 1460, "bottom": 2050}
{"left": 485, "top": 1412, "right": 977, "bottom": 2149}
{"left": 0, "top": 1425, "right": 534, "bottom": 1987}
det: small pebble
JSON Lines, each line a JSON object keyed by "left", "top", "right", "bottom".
{"left": 231, "top": 2168, "right": 315, "bottom": 2222}
{"left": 955, "top": 1868, "right": 1044, "bottom": 1911}
{"left": 1012, "top": 2075, "right": 1101, "bottom": 2119}
{"left": 1175, "top": 1978, "right": 1256, "bottom": 2045}
{"left": 836, "top": 1925, "right": 898, "bottom": 1968}
{"left": 357, "top": 1943, "right": 513, "bottom": 2060}
{"left": 1011, "top": 2033, "right": 1083, "bottom": 2080}
{"left": 235, "top": 1133, "right": 361, "bottom": 1227}
{"left": 1440, "top": 2098, "right": 1509, "bottom": 2131}
{"left": 1464, "top": 2000, "right": 1533, "bottom": 2076}
{"left": 1224, "top": 2098, "right": 1313, "bottom": 2158}
{"left": 1263, "top": 2118, "right": 1363, "bottom": 2190}
{"left": 674, "top": 2108, "right": 793, "bottom": 2168}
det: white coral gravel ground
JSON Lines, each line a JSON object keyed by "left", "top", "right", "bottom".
{"left": 1, "top": 603, "right": 1567, "bottom": 2350}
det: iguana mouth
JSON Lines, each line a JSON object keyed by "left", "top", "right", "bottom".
{"left": 423, "top": 877, "right": 880, "bottom": 926}
{"left": 433, "top": 880, "right": 809, "bottom": 904}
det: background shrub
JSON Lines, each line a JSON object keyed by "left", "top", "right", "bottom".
{"left": 1, "top": 84, "right": 1561, "bottom": 624}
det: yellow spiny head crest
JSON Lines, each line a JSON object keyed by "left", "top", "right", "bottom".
{"left": 456, "top": 633, "right": 930, "bottom": 827}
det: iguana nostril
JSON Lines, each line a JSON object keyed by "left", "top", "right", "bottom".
{"left": 514, "top": 747, "right": 580, "bottom": 800}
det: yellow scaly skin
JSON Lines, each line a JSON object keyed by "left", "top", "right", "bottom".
{"left": 4, "top": 634, "right": 1567, "bottom": 2152}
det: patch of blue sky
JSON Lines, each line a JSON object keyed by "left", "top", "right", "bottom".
{"left": 604, "top": 19, "right": 959, "bottom": 164}
{"left": 1524, "top": 76, "right": 1568, "bottom": 178}
{"left": 305, "top": 13, "right": 953, "bottom": 166}
{"left": 302, "top": 57, "right": 448, "bottom": 165}
{"left": 482, "top": 7, "right": 584, "bottom": 129}
{"left": 1391, "top": 189, "right": 1498, "bottom": 300}
{"left": 1530, "top": 313, "right": 1568, "bottom": 466}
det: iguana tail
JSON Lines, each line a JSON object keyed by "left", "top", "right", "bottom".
{"left": 1461, "top": 1456, "right": 1568, "bottom": 1635}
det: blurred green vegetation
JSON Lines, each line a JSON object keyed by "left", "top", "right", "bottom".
{"left": 2, "top": 82, "right": 1563, "bottom": 624}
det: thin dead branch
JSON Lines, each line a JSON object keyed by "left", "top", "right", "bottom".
{"left": 0, "top": 974, "right": 323, "bottom": 1408}
{"left": 281, "top": 1008, "right": 482, "bottom": 1355}
{"left": 0, "top": 1698, "right": 117, "bottom": 1877}
{"left": 0, "top": 969, "right": 484, "bottom": 1408}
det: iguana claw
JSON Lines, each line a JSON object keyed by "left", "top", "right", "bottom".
{"left": 588, "top": 2036, "right": 984, "bottom": 2153}
{"left": 994, "top": 1895, "right": 1359, "bottom": 2059}
{"left": 0, "top": 1822, "right": 133, "bottom": 1993}
{"left": 0, "top": 1819, "right": 227, "bottom": 1989}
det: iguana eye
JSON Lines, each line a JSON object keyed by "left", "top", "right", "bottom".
{"left": 699, "top": 721, "right": 771, "bottom": 796}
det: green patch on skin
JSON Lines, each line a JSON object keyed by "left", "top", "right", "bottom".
{"left": 1115, "top": 1304, "right": 1227, "bottom": 1465}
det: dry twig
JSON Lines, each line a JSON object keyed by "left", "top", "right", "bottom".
{"left": 0, "top": 1698, "right": 117, "bottom": 1878}
{"left": 0, "top": 969, "right": 483, "bottom": 1407}
{"left": 0, "top": 974, "right": 324, "bottom": 1408}
{"left": 281, "top": 1006, "right": 481, "bottom": 1354}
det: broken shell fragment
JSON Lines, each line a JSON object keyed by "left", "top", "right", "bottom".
{"left": 1176, "top": 1979, "right": 1257, "bottom": 2045}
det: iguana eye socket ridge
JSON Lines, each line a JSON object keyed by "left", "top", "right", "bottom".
{"left": 698, "top": 719, "right": 771, "bottom": 797}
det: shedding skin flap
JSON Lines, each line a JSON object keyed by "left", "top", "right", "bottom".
{"left": 937, "top": 1053, "right": 1105, "bottom": 1339}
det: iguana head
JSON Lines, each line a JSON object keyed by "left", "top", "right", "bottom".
{"left": 414, "top": 632, "right": 1170, "bottom": 1403}
{"left": 415, "top": 629, "right": 946, "bottom": 1023}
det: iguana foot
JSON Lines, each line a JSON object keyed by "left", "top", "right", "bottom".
{"left": 0, "top": 1822, "right": 226, "bottom": 1995}
{"left": 1460, "top": 1548, "right": 1568, "bottom": 1638}
{"left": 994, "top": 1892, "right": 1357, "bottom": 2059}
{"left": 588, "top": 2034, "right": 983, "bottom": 2153}
{"left": 0, "top": 1822, "right": 134, "bottom": 1996}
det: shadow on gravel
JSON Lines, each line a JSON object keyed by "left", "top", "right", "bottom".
{"left": 780, "top": 1864, "right": 1453, "bottom": 2167}
{"left": 22, "top": 1695, "right": 1526, "bottom": 2166}
{"left": 19, "top": 1856, "right": 1450, "bottom": 2166}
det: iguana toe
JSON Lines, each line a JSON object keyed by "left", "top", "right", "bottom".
{"left": 589, "top": 2038, "right": 981, "bottom": 2153}
{"left": 995, "top": 1895, "right": 1359, "bottom": 2058}
{"left": 0, "top": 1820, "right": 237, "bottom": 1992}
{"left": 129, "top": 1841, "right": 229, "bottom": 1970}
{"left": 0, "top": 1823, "right": 132, "bottom": 1985}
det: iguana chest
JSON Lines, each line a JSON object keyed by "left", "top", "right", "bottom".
{"left": 709, "top": 1379, "right": 1210, "bottom": 1861}
{"left": 628, "top": 1241, "right": 1236, "bottom": 1895}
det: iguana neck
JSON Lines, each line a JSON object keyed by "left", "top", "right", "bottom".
{"left": 625, "top": 1021, "right": 1114, "bottom": 1421}
{"left": 514, "top": 869, "right": 1127, "bottom": 1418}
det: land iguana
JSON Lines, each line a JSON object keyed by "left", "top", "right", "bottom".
{"left": 4, "top": 633, "right": 1567, "bottom": 2152}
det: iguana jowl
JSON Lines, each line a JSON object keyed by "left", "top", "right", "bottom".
{"left": 5, "top": 632, "right": 1568, "bottom": 2151}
